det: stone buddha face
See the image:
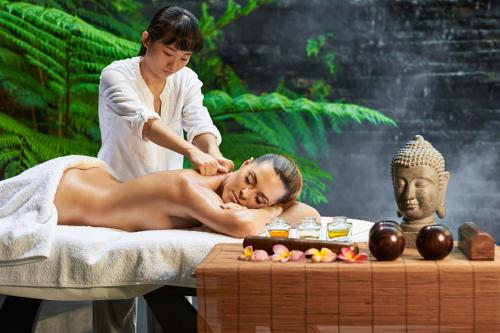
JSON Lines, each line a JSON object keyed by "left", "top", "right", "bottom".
{"left": 393, "top": 164, "right": 446, "bottom": 221}
{"left": 391, "top": 135, "right": 450, "bottom": 223}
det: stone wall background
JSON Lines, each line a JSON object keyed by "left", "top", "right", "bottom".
{"left": 149, "top": 0, "right": 499, "bottom": 239}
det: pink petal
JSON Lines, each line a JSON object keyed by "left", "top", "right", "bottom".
{"left": 337, "top": 254, "right": 346, "bottom": 261}
{"left": 321, "top": 251, "right": 337, "bottom": 263}
{"left": 311, "top": 255, "right": 322, "bottom": 263}
{"left": 305, "top": 248, "right": 319, "bottom": 256}
{"left": 273, "top": 244, "right": 290, "bottom": 256}
{"left": 289, "top": 250, "right": 305, "bottom": 261}
{"left": 251, "top": 250, "right": 269, "bottom": 261}
{"left": 354, "top": 253, "right": 369, "bottom": 262}
{"left": 341, "top": 247, "right": 351, "bottom": 257}
{"left": 272, "top": 253, "right": 289, "bottom": 262}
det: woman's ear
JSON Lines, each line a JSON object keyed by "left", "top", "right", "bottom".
{"left": 141, "top": 31, "right": 150, "bottom": 49}
{"left": 241, "top": 157, "right": 254, "bottom": 167}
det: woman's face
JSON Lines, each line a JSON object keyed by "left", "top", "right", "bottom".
{"left": 142, "top": 32, "right": 192, "bottom": 78}
{"left": 221, "top": 160, "right": 288, "bottom": 209}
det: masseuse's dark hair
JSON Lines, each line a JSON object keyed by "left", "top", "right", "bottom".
{"left": 254, "top": 154, "right": 303, "bottom": 203}
{"left": 139, "top": 6, "right": 203, "bottom": 56}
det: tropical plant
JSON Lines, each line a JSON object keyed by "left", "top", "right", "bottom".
{"left": 0, "top": 0, "right": 396, "bottom": 204}
{"left": 0, "top": 1, "right": 138, "bottom": 138}
{"left": 0, "top": 112, "right": 98, "bottom": 178}
{"left": 23, "top": 0, "right": 146, "bottom": 40}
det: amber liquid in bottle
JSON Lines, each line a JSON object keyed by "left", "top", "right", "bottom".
{"left": 328, "top": 228, "right": 350, "bottom": 239}
{"left": 268, "top": 230, "right": 290, "bottom": 238}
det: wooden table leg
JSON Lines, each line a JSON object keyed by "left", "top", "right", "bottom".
{"left": 144, "top": 286, "right": 197, "bottom": 333}
{"left": 0, "top": 296, "right": 42, "bottom": 333}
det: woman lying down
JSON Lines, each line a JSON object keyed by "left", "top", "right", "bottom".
{"left": 55, "top": 154, "right": 319, "bottom": 238}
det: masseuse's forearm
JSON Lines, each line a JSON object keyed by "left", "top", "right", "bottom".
{"left": 192, "top": 133, "right": 221, "bottom": 157}
{"left": 142, "top": 119, "right": 197, "bottom": 156}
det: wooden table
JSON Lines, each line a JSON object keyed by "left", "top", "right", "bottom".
{"left": 195, "top": 243, "right": 500, "bottom": 333}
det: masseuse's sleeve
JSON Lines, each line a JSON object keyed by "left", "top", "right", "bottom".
{"left": 182, "top": 74, "right": 222, "bottom": 145}
{"left": 99, "top": 68, "right": 160, "bottom": 141}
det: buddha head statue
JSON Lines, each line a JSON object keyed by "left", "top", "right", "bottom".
{"left": 391, "top": 135, "right": 450, "bottom": 225}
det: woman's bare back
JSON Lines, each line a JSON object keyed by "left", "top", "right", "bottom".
{"left": 55, "top": 167, "right": 224, "bottom": 231}
{"left": 55, "top": 163, "right": 317, "bottom": 237}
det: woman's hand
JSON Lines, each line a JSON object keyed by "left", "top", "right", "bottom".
{"left": 187, "top": 147, "right": 225, "bottom": 176}
{"left": 220, "top": 202, "right": 248, "bottom": 210}
{"left": 214, "top": 155, "right": 234, "bottom": 173}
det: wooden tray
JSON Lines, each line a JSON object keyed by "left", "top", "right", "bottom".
{"left": 195, "top": 242, "right": 500, "bottom": 332}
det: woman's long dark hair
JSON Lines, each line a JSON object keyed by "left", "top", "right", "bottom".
{"left": 139, "top": 6, "right": 203, "bottom": 56}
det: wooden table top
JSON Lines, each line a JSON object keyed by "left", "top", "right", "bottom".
{"left": 195, "top": 242, "right": 500, "bottom": 333}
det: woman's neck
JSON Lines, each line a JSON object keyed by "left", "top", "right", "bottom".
{"left": 139, "top": 57, "right": 166, "bottom": 93}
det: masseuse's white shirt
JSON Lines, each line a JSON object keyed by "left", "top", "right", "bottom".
{"left": 97, "top": 56, "right": 222, "bottom": 181}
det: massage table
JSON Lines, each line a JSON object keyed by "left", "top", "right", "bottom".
{"left": 0, "top": 219, "right": 374, "bottom": 332}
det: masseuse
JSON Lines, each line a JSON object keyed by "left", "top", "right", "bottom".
{"left": 98, "top": 5, "right": 234, "bottom": 180}
{"left": 95, "top": 6, "right": 232, "bottom": 332}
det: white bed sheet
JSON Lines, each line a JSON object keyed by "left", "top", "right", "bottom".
{"left": 0, "top": 218, "right": 373, "bottom": 301}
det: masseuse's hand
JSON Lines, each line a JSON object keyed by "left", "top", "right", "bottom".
{"left": 213, "top": 155, "right": 234, "bottom": 173}
{"left": 187, "top": 147, "right": 225, "bottom": 176}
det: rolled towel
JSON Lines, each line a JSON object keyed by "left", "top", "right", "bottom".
{"left": 0, "top": 155, "right": 111, "bottom": 266}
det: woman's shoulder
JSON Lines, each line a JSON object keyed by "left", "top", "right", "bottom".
{"left": 171, "top": 67, "right": 201, "bottom": 87}
{"left": 102, "top": 57, "right": 140, "bottom": 76}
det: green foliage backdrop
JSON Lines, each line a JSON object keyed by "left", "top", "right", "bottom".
{"left": 0, "top": 0, "right": 396, "bottom": 204}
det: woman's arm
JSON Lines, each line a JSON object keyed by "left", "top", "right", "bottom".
{"left": 181, "top": 70, "right": 222, "bottom": 146}
{"left": 100, "top": 68, "right": 161, "bottom": 140}
{"left": 178, "top": 179, "right": 282, "bottom": 238}
{"left": 278, "top": 201, "right": 320, "bottom": 226}
{"left": 100, "top": 69, "right": 222, "bottom": 175}
{"left": 142, "top": 119, "right": 223, "bottom": 175}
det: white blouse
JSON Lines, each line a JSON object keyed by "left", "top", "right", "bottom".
{"left": 97, "top": 56, "right": 222, "bottom": 181}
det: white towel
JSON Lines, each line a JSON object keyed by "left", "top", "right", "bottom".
{"left": 0, "top": 219, "right": 372, "bottom": 292}
{"left": 0, "top": 155, "right": 110, "bottom": 265}
{"left": 0, "top": 226, "right": 241, "bottom": 291}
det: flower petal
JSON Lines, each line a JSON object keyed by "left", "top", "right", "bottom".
{"left": 311, "top": 255, "right": 322, "bottom": 263}
{"left": 305, "top": 248, "right": 320, "bottom": 256}
{"left": 273, "top": 244, "right": 290, "bottom": 257}
{"left": 354, "top": 253, "right": 369, "bottom": 262}
{"left": 238, "top": 246, "right": 254, "bottom": 260}
{"left": 289, "top": 250, "right": 305, "bottom": 261}
{"left": 243, "top": 246, "right": 253, "bottom": 257}
{"left": 341, "top": 247, "right": 351, "bottom": 257}
{"left": 320, "top": 248, "right": 333, "bottom": 255}
{"left": 238, "top": 254, "right": 251, "bottom": 261}
{"left": 272, "top": 253, "right": 289, "bottom": 262}
{"left": 251, "top": 249, "right": 269, "bottom": 261}
{"left": 321, "top": 251, "right": 337, "bottom": 263}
